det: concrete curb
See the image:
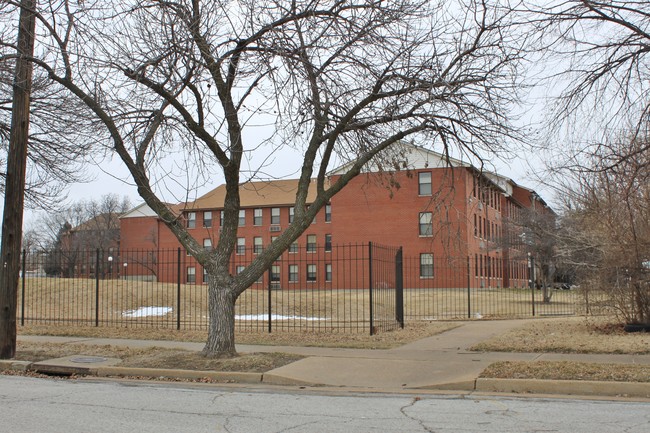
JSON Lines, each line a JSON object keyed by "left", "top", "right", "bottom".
{"left": 3, "top": 359, "right": 650, "bottom": 398}
{"left": 476, "top": 378, "right": 650, "bottom": 399}
{"left": 0, "top": 359, "right": 32, "bottom": 372}
{"left": 415, "top": 380, "right": 477, "bottom": 391}
{"left": 96, "top": 366, "right": 263, "bottom": 384}
{"left": 262, "top": 372, "right": 325, "bottom": 387}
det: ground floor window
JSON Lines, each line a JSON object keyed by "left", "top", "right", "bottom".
{"left": 187, "top": 266, "right": 196, "bottom": 284}
{"left": 307, "top": 264, "right": 317, "bottom": 282}
{"left": 420, "top": 253, "right": 434, "bottom": 278}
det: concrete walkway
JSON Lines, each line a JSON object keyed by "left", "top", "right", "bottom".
{"left": 10, "top": 320, "right": 650, "bottom": 398}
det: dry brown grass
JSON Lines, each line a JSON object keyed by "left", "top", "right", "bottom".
{"left": 474, "top": 318, "right": 650, "bottom": 383}
{"left": 18, "top": 277, "right": 579, "bottom": 331}
{"left": 481, "top": 361, "right": 650, "bottom": 383}
{"left": 19, "top": 321, "right": 460, "bottom": 349}
{"left": 470, "top": 317, "right": 650, "bottom": 354}
{"left": 14, "top": 341, "right": 302, "bottom": 372}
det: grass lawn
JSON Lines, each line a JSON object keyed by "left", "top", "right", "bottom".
{"left": 473, "top": 317, "right": 650, "bottom": 384}
{"left": 470, "top": 316, "right": 650, "bottom": 354}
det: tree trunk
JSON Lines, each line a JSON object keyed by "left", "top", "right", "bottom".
{"left": 0, "top": 0, "right": 36, "bottom": 360}
{"left": 202, "top": 278, "right": 237, "bottom": 358}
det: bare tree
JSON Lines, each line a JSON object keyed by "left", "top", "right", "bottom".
{"left": 555, "top": 134, "right": 650, "bottom": 325}
{"left": 18, "top": 0, "right": 527, "bottom": 357}
{"left": 524, "top": 0, "right": 650, "bottom": 169}
{"left": 0, "top": 4, "right": 96, "bottom": 210}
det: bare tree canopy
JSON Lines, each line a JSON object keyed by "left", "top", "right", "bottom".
{"left": 524, "top": 0, "right": 650, "bottom": 168}
{"left": 556, "top": 132, "right": 650, "bottom": 325}
{"left": 6, "top": 0, "right": 528, "bottom": 356}
{"left": 0, "top": 4, "right": 98, "bottom": 209}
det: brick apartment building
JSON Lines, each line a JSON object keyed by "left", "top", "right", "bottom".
{"left": 119, "top": 145, "right": 553, "bottom": 289}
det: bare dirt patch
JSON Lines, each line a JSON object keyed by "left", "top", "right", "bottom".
{"left": 14, "top": 341, "right": 303, "bottom": 372}
{"left": 470, "top": 317, "right": 650, "bottom": 354}
{"left": 19, "top": 321, "right": 459, "bottom": 349}
{"left": 481, "top": 361, "right": 650, "bottom": 383}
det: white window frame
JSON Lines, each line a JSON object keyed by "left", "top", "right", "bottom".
{"left": 187, "top": 266, "right": 196, "bottom": 284}
{"left": 253, "top": 208, "right": 263, "bottom": 226}
{"left": 306, "top": 264, "right": 317, "bottom": 282}
{"left": 236, "top": 237, "right": 245, "bottom": 255}
{"left": 186, "top": 212, "right": 196, "bottom": 229}
{"left": 420, "top": 253, "right": 434, "bottom": 278}
{"left": 271, "top": 207, "right": 281, "bottom": 225}
{"left": 306, "top": 234, "right": 317, "bottom": 252}
{"left": 418, "top": 172, "right": 432, "bottom": 196}
{"left": 419, "top": 212, "right": 433, "bottom": 236}
{"left": 253, "top": 236, "right": 263, "bottom": 254}
{"left": 203, "top": 211, "right": 212, "bottom": 228}
{"left": 288, "top": 264, "right": 299, "bottom": 282}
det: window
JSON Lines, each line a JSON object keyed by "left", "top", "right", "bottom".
{"left": 236, "top": 265, "right": 245, "bottom": 275}
{"left": 238, "top": 209, "right": 246, "bottom": 226}
{"left": 236, "top": 237, "right": 245, "bottom": 255}
{"left": 203, "top": 238, "right": 212, "bottom": 251}
{"left": 203, "top": 268, "right": 208, "bottom": 285}
{"left": 186, "top": 212, "right": 196, "bottom": 229}
{"left": 418, "top": 172, "right": 432, "bottom": 196}
{"left": 288, "top": 207, "right": 294, "bottom": 223}
{"left": 271, "top": 207, "right": 280, "bottom": 225}
{"left": 307, "top": 234, "right": 317, "bottom": 252}
{"left": 474, "top": 214, "right": 477, "bottom": 237}
{"left": 187, "top": 266, "right": 196, "bottom": 284}
{"left": 254, "top": 236, "right": 263, "bottom": 254}
{"left": 325, "top": 204, "right": 331, "bottom": 222}
{"left": 307, "top": 264, "right": 317, "bottom": 282}
{"left": 270, "top": 265, "right": 281, "bottom": 282}
{"left": 325, "top": 263, "right": 332, "bottom": 282}
{"left": 220, "top": 211, "right": 224, "bottom": 227}
{"left": 288, "top": 265, "right": 299, "bottom": 282}
{"left": 289, "top": 241, "right": 299, "bottom": 253}
{"left": 420, "top": 254, "right": 434, "bottom": 278}
{"left": 325, "top": 234, "right": 332, "bottom": 252}
{"left": 419, "top": 212, "right": 433, "bottom": 236}
{"left": 254, "top": 208, "right": 262, "bottom": 226}
{"left": 203, "top": 211, "right": 212, "bottom": 228}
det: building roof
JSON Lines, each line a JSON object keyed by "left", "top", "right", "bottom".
{"left": 121, "top": 202, "right": 184, "bottom": 219}
{"left": 124, "top": 144, "right": 552, "bottom": 213}
{"left": 187, "top": 178, "right": 321, "bottom": 210}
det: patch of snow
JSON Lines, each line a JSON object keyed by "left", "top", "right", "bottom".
{"left": 123, "top": 306, "right": 173, "bottom": 318}
{"left": 235, "top": 314, "right": 328, "bottom": 321}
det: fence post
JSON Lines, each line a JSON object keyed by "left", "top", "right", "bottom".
{"left": 467, "top": 256, "right": 471, "bottom": 319}
{"left": 177, "top": 248, "right": 181, "bottom": 330}
{"left": 368, "top": 242, "right": 374, "bottom": 335}
{"left": 20, "top": 249, "right": 25, "bottom": 326}
{"left": 529, "top": 254, "right": 535, "bottom": 317}
{"left": 95, "top": 248, "right": 100, "bottom": 327}
{"left": 267, "top": 267, "right": 272, "bottom": 333}
{"left": 395, "top": 247, "right": 404, "bottom": 329}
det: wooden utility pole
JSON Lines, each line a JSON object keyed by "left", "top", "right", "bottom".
{"left": 0, "top": 0, "right": 37, "bottom": 359}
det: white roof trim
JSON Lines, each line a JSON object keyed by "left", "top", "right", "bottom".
{"left": 120, "top": 203, "right": 158, "bottom": 219}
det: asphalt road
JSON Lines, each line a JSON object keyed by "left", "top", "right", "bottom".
{"left": 2, "top": 375, "right": 649, "bottom": 433}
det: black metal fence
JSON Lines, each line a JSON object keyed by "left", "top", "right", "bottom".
{"left": 18, "top": 245, "right": 579, "bottom": 334}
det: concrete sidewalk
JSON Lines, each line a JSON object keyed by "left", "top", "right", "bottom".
{"left": 8, "top": 320, "right": 650, "bottom": 398}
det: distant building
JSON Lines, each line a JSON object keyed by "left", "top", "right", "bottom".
{"left": 120, "top": 145, "right": 553, "bottom": 287}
